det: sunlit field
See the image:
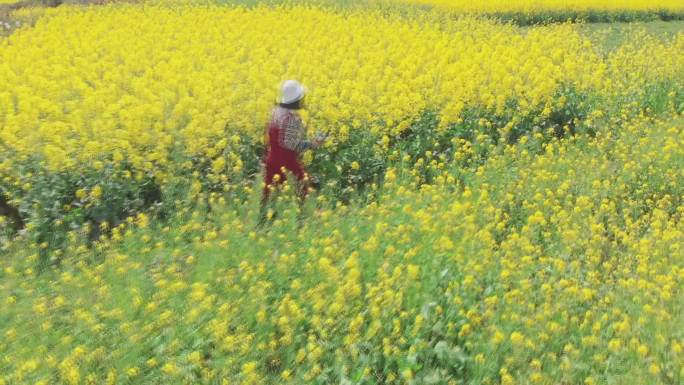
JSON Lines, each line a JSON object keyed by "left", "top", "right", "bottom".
{"left": 1, "top": 1, "right": 684, "bottom": 384}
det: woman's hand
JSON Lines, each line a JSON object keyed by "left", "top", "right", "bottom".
{"left": 311, "top": 132, "right": 328, "bottom": 149}
{"left": 311, "top": 138, "right": 325, "bottom": 149}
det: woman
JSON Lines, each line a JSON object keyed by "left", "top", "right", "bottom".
{"left": 260, "top": 80, "right": 324, "bottom": 223}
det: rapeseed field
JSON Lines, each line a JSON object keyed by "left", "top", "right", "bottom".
{"left": 1, "top": 1, "right": 684, "bottom": 384}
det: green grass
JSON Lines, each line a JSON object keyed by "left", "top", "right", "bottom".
{"left": 577, "top": 20, "right": 684, "bottom": 50}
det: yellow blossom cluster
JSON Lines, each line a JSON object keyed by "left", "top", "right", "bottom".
{"left": 1, "top": 3, "right": 683, "bottom": 190}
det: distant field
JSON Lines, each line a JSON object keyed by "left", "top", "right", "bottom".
{"left": 399, "top": 0, "right": 684, "bottom": 23}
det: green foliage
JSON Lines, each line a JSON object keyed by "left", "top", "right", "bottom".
{"left": 2, "top": 158, "right": 161, "bottom": 265}
{"left": 311, "top": 123, "right": 388, "bottom": 203}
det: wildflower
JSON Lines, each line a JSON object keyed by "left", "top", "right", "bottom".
{"left": 162, "top": 362, "right": 178, "bottom": 376}
{"left": 648, "top": 363, "right": 661, "bottom": 376}
{"left": 510, "top": 331, "right": 525, "bottom": 346}
{"left": 91, "top": 185, "right": 103, "bottom": 200}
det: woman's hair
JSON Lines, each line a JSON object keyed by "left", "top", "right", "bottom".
{"left": 279, "top": 98, "right": 304, "bottom": 110}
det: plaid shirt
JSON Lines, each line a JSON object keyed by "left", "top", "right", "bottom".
{"left": 272, "top": 106, "right": 311, "bottom": 153}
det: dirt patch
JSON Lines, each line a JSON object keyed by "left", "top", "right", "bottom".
{"left": 0, "top": 195, "right": 24, "bottom": 231}
{"left": 1, "top": 1, "right": 61, "bottom": 12}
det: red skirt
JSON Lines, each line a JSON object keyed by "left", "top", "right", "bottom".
{"left": 262, "top": 156, "right": 308, "bottom": 199}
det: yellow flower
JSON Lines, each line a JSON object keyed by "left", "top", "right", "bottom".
{"left": 281, "top": 369, "right": 292, "bottom": 380}
{"left": 126, "top": 367, "right": 140, "bottom": 378}
{"left": 90, "top": 185, "right": 103, "bottom": 200}
{"left": 510, "top": 331, "right": 525, "bottom": 345}
{"left": 188, "top": 351, "right": 202, "bottom": 365}
{"left": 162, "top": 362, "right": 178, "bottom": 376}
{"left": 637, "top": 344, "right": 649, "bottom": 357}
{"left": 407, "top": 264, "right": 420, "bottom": 280}
{"left": 146, "top": 358, "right": 158, "bottom": 368}
{"left": 608, "top": 338, "right": 622, "bottom": 353}
{"left": 648, "top": 363, "right": 661, "bottom": 376}
{"left": 75, "top": 188, "right": 87, "bottom": 199}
